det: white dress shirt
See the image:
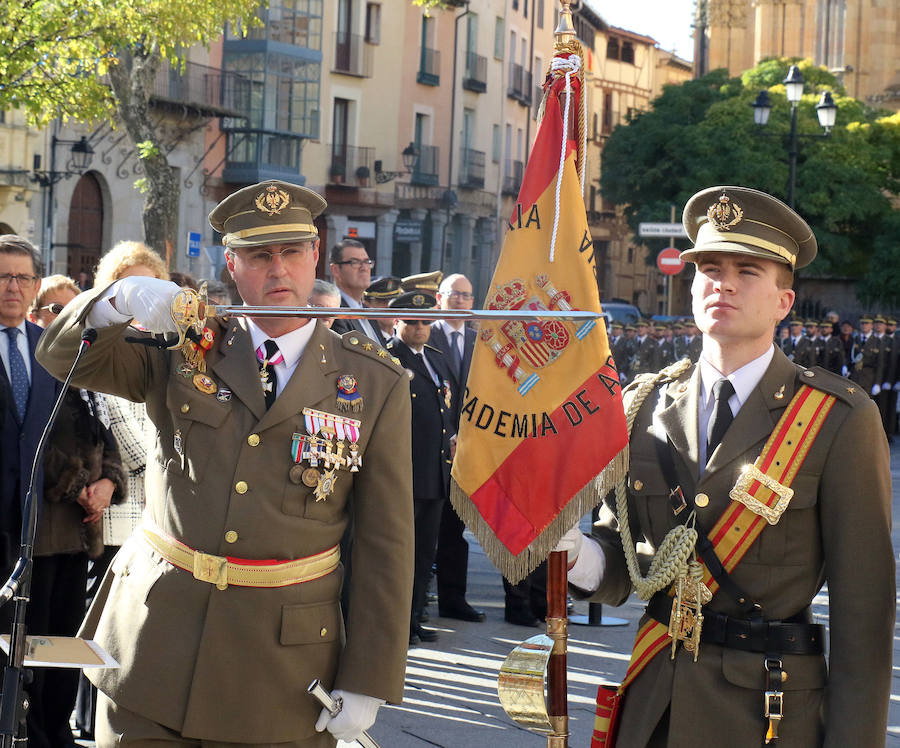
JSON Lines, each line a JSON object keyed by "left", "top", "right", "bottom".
{"left": 340, "top": 290, "right": 380, "bottom": 342}
{"left": 0, "top": 320, "right": 32, "bottom": 382}
{"left": 246, "top": 318, "right": 316, "bottom": 398}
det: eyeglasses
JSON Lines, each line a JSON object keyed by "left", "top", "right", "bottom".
{"left": 234, "top": 246, "right": 313, "bottom": 271}
{"left": 0, "top": 273, "right": 39, "bottom": 289}
{"left": 447, "top": 290, "right": 474, "bottom": 300}
{"left": 402, "top": 319, "right": 430, "bottom": 326}
{"left": 334, "top": 258, "right": 375, "bottom": 270}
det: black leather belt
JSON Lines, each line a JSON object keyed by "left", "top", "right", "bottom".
{"left": 646, "top": 595, "right": 825, "bottom": 655}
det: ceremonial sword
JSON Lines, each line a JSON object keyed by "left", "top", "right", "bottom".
{"left": 168, "top": 286, "right": 605, "bottom": 349}
{"left": 307, "top": 680, "right": 381, "bottom": 748}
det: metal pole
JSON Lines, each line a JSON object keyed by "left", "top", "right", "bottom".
{"left": 45, "top": 134, "right": 58, "bottom": 274}
{"left": 787, "top": 103, "right": 798, "bottom": 209}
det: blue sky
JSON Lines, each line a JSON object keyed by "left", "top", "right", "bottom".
{"left": 583, "top": 0, "right": 696, "bottom": 62}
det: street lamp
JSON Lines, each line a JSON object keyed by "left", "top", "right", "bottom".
{"left": 374, "top": 142, "right": 420, "bottom": 184}
{"left": 31, "top": 135, "right": 96, "bottom": 271}
{"left": 750, "top": 65, "right": 836, "bottom": 208}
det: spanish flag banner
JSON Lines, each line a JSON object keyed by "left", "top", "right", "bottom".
{"left": 451, "top": 61, "right": 628, "bottom": 583}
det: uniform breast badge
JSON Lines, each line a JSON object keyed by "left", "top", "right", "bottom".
{"left": 669, "top": 559, "right": 712, "bottom": 662}
{"left": 192, "top": 373, "right": 217, "bottom": 395}
{"left": 336, "top": 374, "right": 363, "bottom": 412}
{"left": 289, "top": 409, "right": 364, "bottom": 498}
{"left": 442, "top": 379, "right": 452, "bottom": 410}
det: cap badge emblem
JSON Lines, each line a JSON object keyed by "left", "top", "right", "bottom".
{"left": 413, "top": 294, "right": 425, "bottom": 307}
{"left": 707, "top": 193, "right": 743, "bottom": 231}
{"left": 255, "top": 185, "right": 291, "bottom": 217}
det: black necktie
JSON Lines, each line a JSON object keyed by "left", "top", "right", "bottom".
{"left": 258, "top": 339, "right": 281, "bottom": 409}
{"left": 449, "top": 330, "right": 463, "bottom": 380}
{"left": 707, "top": 378, "right": 735, "bottom": 458}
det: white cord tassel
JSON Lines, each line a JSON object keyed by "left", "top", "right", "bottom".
{"left": 548, "top": 54, "right": 581, "bottom": 263}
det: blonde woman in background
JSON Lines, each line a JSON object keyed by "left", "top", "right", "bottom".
{"left": 75, "top": 241, "right": 169, "bottom": 739}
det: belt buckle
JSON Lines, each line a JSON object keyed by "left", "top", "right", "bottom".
{"left": 729, "top": 464, "right": 794, "bottom": 525}
{"left": 193, "top": 551, "right": 228, "bottom": 590}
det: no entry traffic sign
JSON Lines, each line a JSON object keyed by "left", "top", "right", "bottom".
{"left": 656, "top": 247, "right": 684, "bottom": 275}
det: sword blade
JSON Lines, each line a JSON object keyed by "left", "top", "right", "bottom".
{"left": 211, "top": 306, "right": 603, "bottom": 322}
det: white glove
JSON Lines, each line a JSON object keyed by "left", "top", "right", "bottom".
{"left": 112, "top": 276, "right": 181, "bottom": 334}
{"left": 553, "top": 524, "right": 584, "bottom": 566}
{"left": 883, "top": 382, "right": 891, "bottom": 390}
{"left": 841, "top": 366, "right": 848, "bottom": 377}
{"left": 315, "top": 690, "right": 384, "bottom": 742}
{"left": 871, "top": 384, "right": 881, "bottom": 396}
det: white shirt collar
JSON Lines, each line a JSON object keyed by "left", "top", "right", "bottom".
{"left": 699, "top": 345, "right": 775, "bottom": 413}
{"left": 245, "top": 317, "right": 316, "bottom": 371}
{"left": 340, "top": 289, "right": 362, "bottom": 309}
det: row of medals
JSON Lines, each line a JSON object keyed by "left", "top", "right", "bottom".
{"left": 291, "top": 413, "right": 362, "bottom": 502}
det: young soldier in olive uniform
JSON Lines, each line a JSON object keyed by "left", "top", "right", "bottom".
{"left": 853, "top": 315, "right": 883, "bottom": 398}
{"left": 37, "top": 181, "right": 414, "bottom": 747}
{"left": 819, "top": 319, "right": 845, "bottom": 376}
{"left": 655, "top": 322, "right": 675, "bottom": 369}
{"left": 632, "top": 320, "right": 660, "bottom": 376}
{"left": 557, "top": 186, "right": 893, "bottom": 746}
{"left": 609, "top": 321, "right": 630, "bottom": 383}
{"left": 684, "top": 319, "right": 702, "bottom": 363}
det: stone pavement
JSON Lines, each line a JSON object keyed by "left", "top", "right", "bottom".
{"left": 76, "top": 444, "right": 900, "bottom": 747}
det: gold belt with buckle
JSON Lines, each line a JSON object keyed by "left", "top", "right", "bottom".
{"left": 141, "top": 523, "right": 339, "bottom": 590}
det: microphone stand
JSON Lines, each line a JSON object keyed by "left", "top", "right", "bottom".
{"left": 0, "top": 328, "right": 98, "bottom": 747}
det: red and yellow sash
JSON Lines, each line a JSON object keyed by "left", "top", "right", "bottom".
{"left": 591, "top": 384, "right": 836, "bottom": 747}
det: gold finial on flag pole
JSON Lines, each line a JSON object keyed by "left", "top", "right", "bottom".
{"left": 554, "top": 1, "right": 577, "bottom": 48}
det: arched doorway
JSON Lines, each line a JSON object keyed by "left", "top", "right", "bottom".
{"left": 67, "top": 172, "right": 103, "bottom": 286}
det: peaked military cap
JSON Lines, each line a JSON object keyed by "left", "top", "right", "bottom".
{"left": 637, "top": 319, "right": 650, "bottom": 327}
{"left": 625, "top": 324, "right": 637, "bottom": 331}
{"left": 389, "top": 290, "right": 437, "bottom": 310}
{"left": 401, "top": 270, "right": 443, "bottom": 293}
{"left": 209, "top": 180, "right": 327, "bottom": 249}
{"left": 873, "top": 314, "right": 886, "bottom": 324}
{"left": 681, "top": 186, "right": 817, "bottom": 269}
{"left": 610, "top": 320, "right": 624, "bottom": 329}
{"left": 364, "top": 276, "right": 403, "bottom": 300}
{"left": 888, "top": 318, "right": 897, "bottom": 326}
{"left": 859, "top": 315, "right": 873, "bottom": 323}
{"left": 789, "top": 319, "right": 804, "bottom": 327}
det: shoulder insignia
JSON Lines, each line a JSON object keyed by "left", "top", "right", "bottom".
{"left": 424, "top": 343, "right": 442, "bottom": 354}
{"left": 340, "top": 332, "right": 403, "bottom": 372}
{"left": 798, "top": 366, "right": 867, "bottom": 405}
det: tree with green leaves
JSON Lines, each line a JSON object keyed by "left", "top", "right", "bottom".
{"left": 0, "top": 0, "right": 260, "bottom": 255}
{"left": 600, "top": 58, "right": 900, "bottom": 306}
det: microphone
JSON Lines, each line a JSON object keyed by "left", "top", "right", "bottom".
{"left": 0, "top": 326, "right": 97, "bottom": 745}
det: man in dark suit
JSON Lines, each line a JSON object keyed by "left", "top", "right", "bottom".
{"left": 0, "top": 236, "right": 63, "bottom": 584}
{"left": 386, "top": 291, "right": 455, "bottom": 644}
{"left": 328, "top": 238, "right": 384, "bottom": 344}
{"left": 429, "top": 273, "right": 484, "bottom": 623}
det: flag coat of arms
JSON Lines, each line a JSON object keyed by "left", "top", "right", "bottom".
{"left": 451, "top": 66, "right": 629, "bottom": 582}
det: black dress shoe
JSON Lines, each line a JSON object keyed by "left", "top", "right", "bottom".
{"left": 411, "top": 624, "right": 439, "bottom": 642}
{"left": 505, "top": 610, "right": 540, "bottom": 627}
{"left": 439, "top": 601, "right": 486, "bottom": 622}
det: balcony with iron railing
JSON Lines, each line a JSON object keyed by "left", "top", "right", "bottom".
{"left": 462, "top": 52, "right": 487, "bottom": 93}
{"left": 333, "top": 32, "right": 373, "bottom": 78}
{"left": 417, "top": 47, "right": 440, "bottom": 86}
{"left": 410, "top": 144, "right": 440, "bottom": 186}
{"left": 502, "top": 159, "right": 524, "bottom": 196}
{"left": 458, "top": 147, "right": 485, "bottom": 189}
{"left": 150, "top": 60, "right": 246, "bottom": 117}
{"left": 328, "top": 144, "right": 375, "bottom": 185}
{"left": 507, "top": 63, "right": 532, "bottom": 106}
{"left": 222, "top": 130, "right": 304, "bottom": 183}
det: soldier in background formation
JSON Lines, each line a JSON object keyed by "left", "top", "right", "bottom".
{"left": 607, "top": 316, "right": 702, "bottom": 385}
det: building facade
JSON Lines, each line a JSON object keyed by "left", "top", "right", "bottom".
{"left": 695, "top": 0, "right": 900, "bottom": 112}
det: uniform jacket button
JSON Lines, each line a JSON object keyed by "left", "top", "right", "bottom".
{"left": 247, "top": 434, "right": 260, "bottom": 446}
{"left": 235, "top": 481, "right": 248, "bottom": 494}
{"left": 225, "top": 530, "right": 238, "bottom": 543}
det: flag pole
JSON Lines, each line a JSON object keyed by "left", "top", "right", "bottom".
{"left": 546, "top": 4, "right": 580, "bottom": 746}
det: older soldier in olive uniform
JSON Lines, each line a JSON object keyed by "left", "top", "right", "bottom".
{"left": 557, "top": 186, "right": 893, "bottom": 746}
{"left": 37, "top": 181, "right": 414, "bottom": 747}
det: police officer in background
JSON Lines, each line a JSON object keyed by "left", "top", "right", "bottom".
{"left": 37, "top": 180, "right": 415, "bottom": 747}
{"left": 386, "top": 291, "right": 455, "bottom": 645}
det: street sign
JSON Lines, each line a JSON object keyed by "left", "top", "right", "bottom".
{"left": 394, "top": 219, "right": 423, "bottom": 242}
{"left": 639, "top": 222, "right": 687, "bottom": 238}
{"left": 656, "top": 247, "right": 684, "bottom": 275}
{"left": 186, "top": 231, "right": 202, "bottom": 258}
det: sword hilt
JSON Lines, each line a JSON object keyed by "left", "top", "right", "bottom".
{"left": 307, "top": 679, "right": 381, "bottom": 748}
